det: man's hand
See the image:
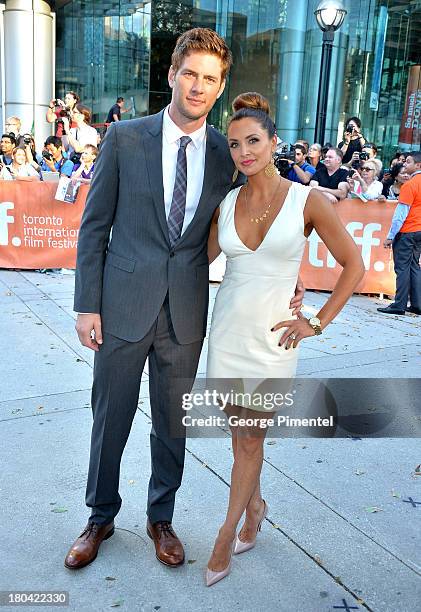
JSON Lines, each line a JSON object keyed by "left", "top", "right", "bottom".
{"left": 383, "top": 238, "right": 393, "bottom": 249}
{"left": 75, "top": 313, "right": 103, "bottom": 351}
{"left": 289, "top": 276, "right": 305, "bottom": 315}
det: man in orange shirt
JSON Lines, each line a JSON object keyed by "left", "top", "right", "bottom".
{"left": 378, "top": 151, "right": 421, "bottom": 315}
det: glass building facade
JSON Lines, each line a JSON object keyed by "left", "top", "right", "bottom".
{"left": 55, "top": 0, "right": 420, "bottom": 162}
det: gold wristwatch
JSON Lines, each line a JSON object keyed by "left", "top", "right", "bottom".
{"left": 308, "top": 316, "right": 322, "bottom": 335}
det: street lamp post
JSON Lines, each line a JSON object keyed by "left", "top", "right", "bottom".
{"left": 314, "top": 0, "right": 347, "bottom": 146}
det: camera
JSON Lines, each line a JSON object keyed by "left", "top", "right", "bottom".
{"left": 351, "top": 151, "right": 370, "bottom": 172}
{"left": 42, "top": 150, "right": 53, "bottom": 161}
{"left": 273, "top": 143, "right": 295, "bottom": 178}
{"left": 23, "top": 134, "right": 32, "bottom": 145}
{"left": 70, "top": 152, "right": 82, "bottom": 164}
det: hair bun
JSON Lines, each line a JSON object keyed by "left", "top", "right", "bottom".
{"left": 232, "top": 92, "right": 271, "bottom": 115}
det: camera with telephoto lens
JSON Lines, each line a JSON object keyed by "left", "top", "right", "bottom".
{"left": 53, "top": 99, "right": 71, "bottom": 119}
{"left": 273, "top": 143, "right": 295, "bottom": 178}
{"left": 42, "top": 150, "right": 53, "bottom": 161}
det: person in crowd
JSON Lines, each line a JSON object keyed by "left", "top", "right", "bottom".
{"left": 205, "top": 92, "right": 364, "bottom": 586}
{"left": 338, "top": 116, "right": 366, "bottom": 164}
{"left": 106, "top": 97, "right": 131, "bottom": 123}
{"left": 294, "top": 139, "right": 309, "bottom": 154}
{"left": 61, "top": 104, "right": 98, "bottom": 157}
{"left": 309, "top": 147, "right": 349, "bottom": 202}
{"left": 0, "top": 146, "right": 40, "bottom": 181}
{"left": 40, "top": 136, "right": 74, "bottom": 177}
{"left": 379, "top": 163, "right": 409, "bottom": 200}
{"left": 71, "top": 145, "right": 98, "bottom": 183}
{"left": 20, "top": 134, "right": 42, "bottom": 174}
{"left": 381, "top": 152, "right": 408, "bottom": 189}
{"left": 4, "top": 117, "right": 25, "bottom": 146}
{"left": 0, "top": 133, "right": 16, "bottom": 166}
{"left": 308, "top": 143, "right": 323, "bottom": 171}
{"left": 287, "top": 144, "right": 316, "bottom": 185}
{"left": 46, "top": 91, "right": 80, "bottom": 138}
{"left": 349, "top": 141, "right": 383, "bottom": 178}
{"left": 378, "top": 151, "right": 421, "bottom": 316}
{"left": 347, "top": 159, "right": 383, "bottom": 200}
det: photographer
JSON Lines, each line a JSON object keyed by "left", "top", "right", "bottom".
{"left": 338, "top": 116, "right": 366, "bottom": 165}
{"left": 0, "top": 133, "right": 16, "bottom": 166}
{"left": 61, "top": 104, "right": 98, "bottom": 160}
{"left": 287, "top": 144, "right": 316, "bottom": 185}
{"left": 21, "top": 133, "right": 42, "bottom": 173}
{"left": 347, "top": 159, "right": 383, "bottom": 200}
{"left": 0, "top": 146, "right": 40, "bottom": 181}
{"left": 40, "top": 136, "right": 74, "bottom": 177}
{"left": 310, "top": 147, "right": 349, "bottom": 202}
{"left": 46, "top": 91, "right": 79, "bottom": 138}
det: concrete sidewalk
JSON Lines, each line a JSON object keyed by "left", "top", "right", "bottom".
{"left": 0, "top": 269, "right": 420, "bottom": 612}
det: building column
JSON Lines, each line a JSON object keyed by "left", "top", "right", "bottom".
{"left": 275, "top": 0, "right": 308, "bottom": 146}
{"left": 0, "top": 0, "right": 54, "bottom": 150}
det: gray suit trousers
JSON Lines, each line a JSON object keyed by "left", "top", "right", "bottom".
{"left": 86, "top": 295, "right": 203, "bottom": 525}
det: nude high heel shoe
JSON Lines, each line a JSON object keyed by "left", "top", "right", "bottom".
{"left": 234, "top": 500, "right": 268, "bottom": 555}
{"left": 205, "top": 539, "right": 235, "bottom": 587}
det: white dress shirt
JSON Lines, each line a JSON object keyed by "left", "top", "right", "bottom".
{"left": 162, "top": 106, "right": 206, "bottom": 236}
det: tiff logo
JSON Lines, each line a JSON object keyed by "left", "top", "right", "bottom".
{"left": 308, "top": 222, "right": 381, "bottom": 271}
{"left": 0, "top": 202, "right": 15, "bottom": 246}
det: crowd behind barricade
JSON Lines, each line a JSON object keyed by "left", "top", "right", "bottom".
{"left": 0, "top": 103, "right": 413, "bottom": 202}
{"left": 0, "top": 101, "right": 420, "bottom": 309}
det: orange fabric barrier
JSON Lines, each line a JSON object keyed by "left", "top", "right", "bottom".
{"left": 0, "top": 181, "right": 397, "bottom": 295}
{"left": 0, "top": 181, "right": 88, "bottom": 269}
{"left": 300, "top": 199, "right": 396, "bottom": 295}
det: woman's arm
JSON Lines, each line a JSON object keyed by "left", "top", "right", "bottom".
{"left": 208, "top": 207, "right": 221, "bottom": 264}
{"left": 272, "top": 189, "right": 364, "bottom": 347}
{"left": 304, "top": 190, "right": 365, "bottom": 328}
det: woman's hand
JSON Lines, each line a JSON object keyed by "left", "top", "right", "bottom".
{"left": 289, "top": 276, "right": 305, "bottom": 315}
{"left": 271, "top": 312, "right": 316, "bottom": 350}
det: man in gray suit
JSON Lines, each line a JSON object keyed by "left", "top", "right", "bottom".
{"left": 64, "top": 28, "right": 302, "bottom": 570}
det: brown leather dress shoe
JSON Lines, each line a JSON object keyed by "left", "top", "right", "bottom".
{"left": 147, "top": 520, "right": 185, "bottom": 567}
{"left": 64, "top": 522, "right": 114, "bottom": 569}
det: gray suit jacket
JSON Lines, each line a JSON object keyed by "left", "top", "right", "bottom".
{"left": 74, "top": 110, "right": 243, "bottom": 344}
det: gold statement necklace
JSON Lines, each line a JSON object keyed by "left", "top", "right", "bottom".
{"left": 244, "top": 178, "right": 282, "bottom": 223}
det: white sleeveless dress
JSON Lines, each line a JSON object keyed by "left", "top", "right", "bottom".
{"left": 206, "top": 181, "right": 310, "bottom": 411}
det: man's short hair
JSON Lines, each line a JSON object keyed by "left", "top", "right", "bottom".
{"left": 295, "top": 144, "right": 307, "bottom": 155}
{"left": 6, "top": 116, "right": 21, "bottom": 129}
{"left": 408, "top": 151, "right": 421, "bottom": 164}
{"left": 171, "top": 27, "right": 233, "bottom": 81}
{"left": 295, "top": 139, "right": 309, "bottom": 153}
{"left": 1, "top": 133, "right": 16, "bottom": 145}
{"left": 328, "top": 147, "right": 344, "bottom": 160}
{"left": 44, "top": 135, "right": 62, "bottom": 148}
{"left": 117, "top": 97, "right": 124, "bottom": 103}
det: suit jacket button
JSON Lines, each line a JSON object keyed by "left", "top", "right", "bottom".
{"left": 169, "top": 251, "right": 175, "bottom": 257}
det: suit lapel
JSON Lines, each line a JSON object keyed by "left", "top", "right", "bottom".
{"left": 143, "top": 110, "right": 170, "bottom": 245}
{"left": 176, "top": 126, "right": 221, "bottom": 247}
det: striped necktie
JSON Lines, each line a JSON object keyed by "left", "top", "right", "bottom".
{"left": 167, "top": 136, "right": 192, "bottom": 246}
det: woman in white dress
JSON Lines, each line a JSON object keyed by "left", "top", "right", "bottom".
{"left": 205, "top": 93, "right": 365, "bottom": 586}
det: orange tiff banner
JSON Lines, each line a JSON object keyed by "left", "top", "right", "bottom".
{"left": 0, "top": 181, "right": 397, "bottom": 295}
{"left": 0, "top": 181, "right": 88, "bottom": 269}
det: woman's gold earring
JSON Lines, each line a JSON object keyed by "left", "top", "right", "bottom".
{"left": 264, "top": 156, "right": 277, "bottom": 178}
{"left": 232, "top": 168, "right": 239, "bottom": 182}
